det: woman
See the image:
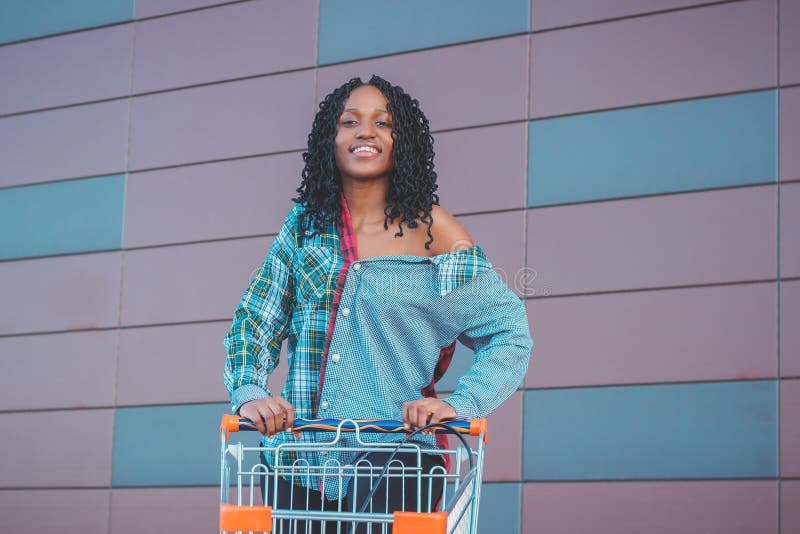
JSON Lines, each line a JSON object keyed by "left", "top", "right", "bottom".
{"left": 223, "top": 75, "right": 532, "bottom": 530}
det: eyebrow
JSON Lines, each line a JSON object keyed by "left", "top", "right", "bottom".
{"left": 343, "top": 108, "right": 389, "bottom": 113}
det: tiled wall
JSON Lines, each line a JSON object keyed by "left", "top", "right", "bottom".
{"left": 0, "top": 1, "right": 796, "bottom": 532}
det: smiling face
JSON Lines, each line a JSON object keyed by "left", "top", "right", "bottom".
{"left": 334, "top": 85, "right": 395, "bottom": 183}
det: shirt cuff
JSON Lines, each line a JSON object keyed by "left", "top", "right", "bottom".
{"left": 439, "top": 394, "right": 477, "bottom": 421}
{"left": 231, "top": 384, "right": 272, "bottom": 414}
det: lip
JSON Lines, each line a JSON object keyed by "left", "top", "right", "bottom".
{"left": 349, "top": 143, "right": 381, "bottom": 158}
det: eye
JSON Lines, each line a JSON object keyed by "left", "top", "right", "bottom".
{"left": 376, "top": 121, "right": 392, "bottom": 128}
{"left": 340, "top": 119, "right": 357, "bottom": 127}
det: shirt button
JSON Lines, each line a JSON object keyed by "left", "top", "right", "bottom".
{"left": 305, "top": 230, "right": 311, "bottom": 236}
{"left": 331, "top": 353, "right": 341, "bottom": 363}
{"left": 254, "top": 363, "right": 262, "bottom": 370}
{"left": 352, "top": 263, "right": 361, "bottom": 271}
{"left": 341, "top": 307, "right": 350, "bottom": 317}
{"left": 320, "top": 401, "right": 330, "bottom": 410}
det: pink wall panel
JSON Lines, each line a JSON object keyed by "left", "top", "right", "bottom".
{"left": 117, "top": 321, "right": 292, "bottom": 405}
{"left": 0, "top": 330, "right": 117, "bottom": 410}
{"left": 0, "top": 489, "right": 110, "bottom": 534}
{"left": 782, "top": 280, "right": 800, "bottom": 377}
{"left": 0, "top": 252, "right": 121, "bottom": 335}
{"left": 0, "top": 101, "right": 129, "bottom": 188}
{"left": 522, "top": 481, "right": 779, "bottom": 534}
{"left": 435, "top": 122, "right": 527, "bottom": 215}
{"left": 530, "top": 0, "right": 777, "bottom": 118}
{"left": 124, "top": 154, "right": 301, "bottom": 248}
{"left": 110, "top": 487, "right": 219, "bottom": 534}
{"left": 117, "top": 322, "right": 230, "bottom": 405}
{"left": 526, "top": 186, "right": 777, "bottom": 296}
{"left": 531, "top": 0, "right": 714, "bottom": 30}
{"left": 0, "top": 25, "right": 132, "bottom": 115}
{"left": 316, "top": 36, "right": 528, "bottom": 132}
{"left": 128, "top": 70, "right": 314, "bottom": 170}
{"left": 525, "top": 282, "right": 777, "bottom": 388}
{"left": 782, "top": 480, "right": 800, "bottom": 534}
{"left": 0, "top": 410, "right": 114, "bottom": 487}
{"left": 781, "top": 0, "right": 800, "bottom": 85}
{"left": 782, "top": 379, "right": 800, "bottom": 476}
{"left": 136, "top": 0, "right": 238, "bottom": 18}
{"left": 782, "top": 88, "right": 800, "bottom": 182}
{"left": 459, "top": 210, "right": 526, "bottom": 296}
{"left": 132, "top": 1, "right": 316, "bottom": 93}
{"left": 120, "top": 236, "right": 272, "bottom": 326}
{"left": 783, "top": 183, "right": 800, "bottom": 277}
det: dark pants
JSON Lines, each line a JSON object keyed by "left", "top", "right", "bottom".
{"left": 260, "top": 451, "right": 445, "bottom": 534}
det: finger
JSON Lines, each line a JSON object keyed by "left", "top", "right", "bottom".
{"left": 242, "top": 402, "right": 267, "bottom": 435}
{"left": 261, "top": 404, "right": 279, "bottom": 437}
{"left": 413, "top": 402, "right": 429, "bottom": 429}
{"left": 277, "top": 398, "right": 296, "bottom": 430}
{"left": 428, "top": 404, "right": 451, "bottom": 425}
{"left": 402, "top": 402, "right": 411, "bottom": 430}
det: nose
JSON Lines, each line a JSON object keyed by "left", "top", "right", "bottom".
{"left": 355, "top": 121, "right": 376, "bottom": 139}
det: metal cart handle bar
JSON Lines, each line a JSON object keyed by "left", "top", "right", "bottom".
{"left": 219, "top": 414, "right": 487, "bottom": 442}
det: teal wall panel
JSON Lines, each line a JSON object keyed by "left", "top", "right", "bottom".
{"left": 318, "top": 0, "right": 528, "bottom": 64}
{"left": 528, "top": 90, "right": 777, "bottom": 206}
{"left": 478, "top": 483, "right": 520, "bottom": 533}
{"left": 0, "top": 0, "right": 133, "bottom": 44}
{"left": 523, "top": 380, "right": 778, "bottom": 480}
{"left": 0, "top": 174, "right": 125, "bottom": 260}
{"left": 112, "top": 403, "right": 261, "bottom": 487}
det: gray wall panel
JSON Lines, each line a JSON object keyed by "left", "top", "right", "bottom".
{"left": 781, "top": 0, "right": 800, "bottom": 85}
{"left": 109, "top": 487, "right": 219, "bottom": 534}
{"left": 133, "top": 1, "right": 316, "bottom": 93}
{"left": 782, "top": 182, "right": 800, "bottom": 278}
{"left": 135, "top": 0, "right": 238, "bottom": 18}
{"left": 0, "top": 330, "right": 117, "bottom": 410}
{"left": 128, "top": 71, "right": 314, "bottom": 170}
{"left": 124, "top": 154, "right": 301, "bottom": 248}
{"left": 0, "top": 25, "right": 132, "bottom": 115}
{"left": 0, "top": 490, "right": 110, "bottom": 534}
{"left": 526, "top": 186, "right": 777, "bottom": 296}
{"left": 531, "top": 0, "right": 714, "bottom": 30}
{"left": 0, "top": 252, "right": 122, "bottom": 335}
{"left": 435, "top": 123, "right": 527, "bottom": 214}
{"left": 0, "top": 100, "right": 129, "bottom": 188}
{"left": 120, "top": 237, "right": 273, "bottom": 326}
{"left": 526, "top": 283, "right": 778, "bottom": 388}
{"left": 460, "top": 210, "right": 526, "bottom": 296}
{"left": 117, "top": 322, "right": 232, "bottom": 406}
{"left": 316, "top": 36, "right": 529, "bottom": 132}
{"left": 530, "top": 0, "right": 777, "bottom": 118}
{"left": 783, "top": 281, "right": 800, "bottom": 378}
{"left": 0, "top": 410, "right": 114, "bottom": 487}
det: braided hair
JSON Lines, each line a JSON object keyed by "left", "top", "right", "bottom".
{"left": 294, "top": 75, "right": 439, "bottom": 248}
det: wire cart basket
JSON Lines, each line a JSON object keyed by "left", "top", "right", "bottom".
{"left": 219, "top": 414, "right": 488, "bottom": 533}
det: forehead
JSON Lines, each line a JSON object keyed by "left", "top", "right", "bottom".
{"left": 342, "top": 85, "right": 389, "bottom": 112}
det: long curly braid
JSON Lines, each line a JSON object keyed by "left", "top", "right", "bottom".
{"left": 294, "top": 75, "right": 439, "bottom": 248}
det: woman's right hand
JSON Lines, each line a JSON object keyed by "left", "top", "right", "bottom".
{"left": 239, "top": 397, "right": 298, "bottom": 437}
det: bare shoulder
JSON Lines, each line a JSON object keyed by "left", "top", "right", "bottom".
{"left": 428, "top": 204, "right": 473, "bottom": 255}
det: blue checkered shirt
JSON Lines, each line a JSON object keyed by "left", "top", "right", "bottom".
{"left": 224, "top": 203, "right": 532, "bottom": 499}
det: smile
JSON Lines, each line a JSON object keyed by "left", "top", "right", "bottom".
{"left": 352, "top": 146, "right": 379, "bottom": 155}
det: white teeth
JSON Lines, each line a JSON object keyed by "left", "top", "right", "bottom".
{"left": 353, "top": 146, "right": 378, "bottom": 154}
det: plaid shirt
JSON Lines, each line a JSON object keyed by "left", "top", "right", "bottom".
{"left": 224, "top": 197, "right": 532, "bottom": 498}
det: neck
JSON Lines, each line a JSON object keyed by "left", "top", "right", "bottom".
{"left": 341, "top": 177, "right": 390, "bottom": 228}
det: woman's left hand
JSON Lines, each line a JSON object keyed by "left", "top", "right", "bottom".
{"left": 402, "top": 398, "right": 456, "bottom": 434}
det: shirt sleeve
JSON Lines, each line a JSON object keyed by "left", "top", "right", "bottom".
{"left": 223, "top": 207, "right": 297, "bottom": 414}
{"left": 439, "top": 269, "right": 533, "bottom": 419}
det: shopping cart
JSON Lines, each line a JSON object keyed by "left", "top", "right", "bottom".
{"left": 218, "top": 414, "right": 487, "bottom": 533}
